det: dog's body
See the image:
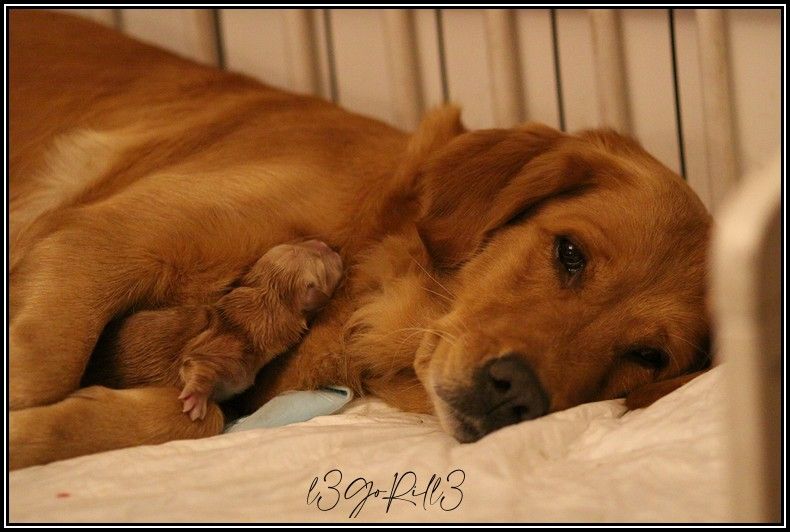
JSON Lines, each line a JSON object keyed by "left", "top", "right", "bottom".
{"left": 9, "top": 11, "right": 712, "bottom": 469}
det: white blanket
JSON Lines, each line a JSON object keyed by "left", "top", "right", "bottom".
{"left": 9, "top": 367, "right": 730, "bottom": 523}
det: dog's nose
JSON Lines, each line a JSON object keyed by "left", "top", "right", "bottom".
{"left": 477, "top": 354, "right": 549, "bottom": 433}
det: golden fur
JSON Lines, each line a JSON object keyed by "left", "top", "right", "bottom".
{"left": 9, "top": 11, "right": 712, "bottom": 469}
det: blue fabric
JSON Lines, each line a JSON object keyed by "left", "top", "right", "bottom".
{"left": 224, "top": 386, "right": 353, "bottom": 433}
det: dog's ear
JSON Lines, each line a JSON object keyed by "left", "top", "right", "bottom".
{"left": 415, "top": 123, "right": 596, "bottom": 269}
{"left": 301, "top": 286, "right": 330, "bottom": 313}
{"left": 379, "top": 105, "right": 467, "bottom": 234}
{"left": 394, "top": 104, "right": 467, "bottom": 191}
{"left": 625, "top": 370, "right": 708, "bottom": 410}
{"left": 216, "top": 287, "right": 260, "bottom": 323}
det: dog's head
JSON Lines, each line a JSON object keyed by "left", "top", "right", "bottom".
{"left": 406, "top": 107, "right": 712, "bottom": 442}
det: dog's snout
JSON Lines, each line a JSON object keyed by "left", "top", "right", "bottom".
{"left": 478, "top": 354, "right": 548, "bottom": 432}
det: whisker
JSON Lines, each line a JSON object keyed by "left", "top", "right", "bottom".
{"left": 392, "top": 381, "right": 428, "bottom": 394}
{"left": 663, "top": 344, "right": 682, "bottom": 375}
{"left": 447, "top": 317, "right": 471, "bottom": 336}
{"left": 410, "top": 255, "right": 455, "bottom": 298}
{"left": 357, "top": 326, "right": 458, "bottom": 349}
{"left": 398, "top": 330, "right": 427, "bottom": 347}
{"left": 421, "top": 286, "right": 454, "bottom": 304}
{"left": 665, "top": 332, "right": 712, "bottom": 372}
{"left": 393, "top": 327, "right": 458, "bottom": 346}
{"left": 666, "top": 332, "right": 708, "bottom": 357}
{"left": 394, "top": 321, "right": 434, "bottom": 349}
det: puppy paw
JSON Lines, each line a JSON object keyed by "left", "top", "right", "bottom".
{"left": 178, "top": 389, "right": 209, "bottom": 421}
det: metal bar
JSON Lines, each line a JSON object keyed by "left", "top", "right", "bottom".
{"left": 696, "top": 8, "right": 739, "bottom": 208}
{"left": 668, "top": 9, "right": 688, "bottom": 180}
{"left": 321, "top": 9, "right": 339, "bottom": 103}
{"left": 189, "top": 9, "right": 221, "bottom": 66}
{"left": 589, "top": 8, "right": 631, "bottom": 134}
{"left": 383, "top": 9, "right": 424, "bottom": 130}
{"left": 435, "top": 9, "right": 450, "bottom": 104}
{"left": 549, "top": 9, "right": 566, "bottom": 132}
{"left": 484, "top": 9, "right": 525, "bottom": 126}
{"left": 112, "top": 8, "right": 124, "bottom": 30}
{"left": 284, "top": 9, "right": 320, "bottom": 95}
{"left": 211, "top": 9, "right": 226, "bottom": 70}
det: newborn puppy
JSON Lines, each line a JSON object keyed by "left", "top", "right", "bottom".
{"left": 87, "top": 240, "right": 343, "bottom": 420}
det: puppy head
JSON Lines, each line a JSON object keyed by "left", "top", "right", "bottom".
{"left": 407, "top": 108, "right": 712, "bottom": 442}
{"left": 217, "top": 240, "right": 343, "bottom": 355}
{"left": 243, "top": 240, "right": 343, "bottom": 314}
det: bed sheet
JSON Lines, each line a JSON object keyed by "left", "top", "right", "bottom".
{"left": 9, "top": 366, "right": 729, "bottom": 523}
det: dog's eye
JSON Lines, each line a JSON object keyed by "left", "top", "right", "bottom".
{"left": 555, "top": 236, "right": 585, "bottom": 275}
{"left": 627, "top": 348, "right": 667, "bottom": 369}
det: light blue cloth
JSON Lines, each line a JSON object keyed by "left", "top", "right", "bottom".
{"left": 224, "top": 386, "right": 353, "bottom": 433}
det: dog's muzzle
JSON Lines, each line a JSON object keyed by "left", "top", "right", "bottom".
{"left": 444, "top": 353, "right": 549, "bottom": 441}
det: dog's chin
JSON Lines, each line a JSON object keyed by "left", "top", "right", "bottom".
{"left": 432, "top": 392, "right": 485, "bottom": 443}
{"left": 417, "top": 340, "right": 486, "bottom": 443}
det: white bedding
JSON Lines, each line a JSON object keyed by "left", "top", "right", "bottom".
{"left": 10, "top": 367, "right": 730, "bottom": 523}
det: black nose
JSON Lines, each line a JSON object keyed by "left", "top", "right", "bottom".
{"left": 476, "top": 354, "right": 549, "bottom": 434}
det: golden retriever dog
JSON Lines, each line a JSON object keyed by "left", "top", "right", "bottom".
{"left": 9, "top": 11, "right": 712, "bottom": 470}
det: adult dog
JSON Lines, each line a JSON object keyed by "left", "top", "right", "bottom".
{"left": 9, "top": 11, "right": 711, "bottom": 469}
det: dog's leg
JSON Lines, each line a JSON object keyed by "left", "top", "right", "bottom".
{"left": 9, "top": 386, "right": 224, "bottom": 470}
{"left": 9, "top": 224, "right": 166, "bottom": 409}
